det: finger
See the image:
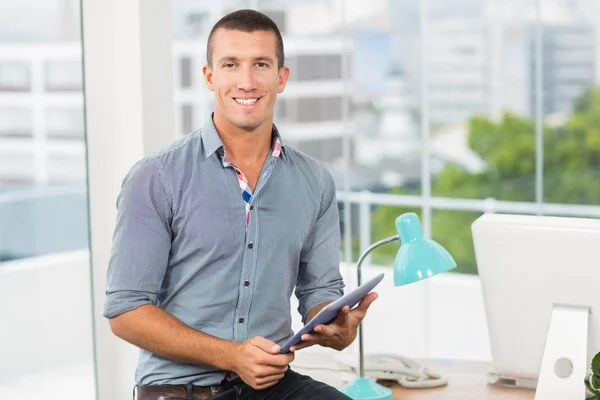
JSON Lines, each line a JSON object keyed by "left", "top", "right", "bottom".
{"left": 254, "top": 377, "right": 282, "bottom": 391}
{"left": 251, "top": 336, "right": 280, "bottom": 354}
{"left": 284, "top": 352, "right": 295, "bottom": 364}
{"left": 257, "top": 365, "right": 288, "bottom": 378}
{"left": 253, "top": 380, "right": 279, "bottom": 391}
{"left": 358, "top": 292, "right": 379, "bottom": 310}
{"left": 337, "top": 305, "right": 351, "bottom": 326}
{"left": 301, "top": 333, "right": 318, "bottom": 341}
{"left": 264, "top": 353, "right": 296, "bottom": 367}
{"left": 352, "top": 292, "right": 379, "bottom": 319}
{"left": 289, "top": 340, "right": 317, "bottom": 351}
{"left": 256, "top": 372, "right": 285, "bottom": 384}
{"left": 314, "top": 323, "right": 336, "bottom": 336}
{"left": 315, "top": 306, "right": 350, "bottom": 335}
{"left": 302, "top": 332, "right": 332, "bottom": 344}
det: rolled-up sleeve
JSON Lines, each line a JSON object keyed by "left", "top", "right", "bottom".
{"left": 295, "top": 167, "right": 345, "bottom": 323}
{"left": 103, "top": 158, "right": 172, "bottom": 319}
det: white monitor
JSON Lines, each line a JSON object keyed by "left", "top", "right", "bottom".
{"left": 472, "top": 213, "right": 600, "bottom": 400}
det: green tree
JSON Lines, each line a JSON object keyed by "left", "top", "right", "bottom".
{"left": 368, "top": 87, "right": 600, "bottom": 275}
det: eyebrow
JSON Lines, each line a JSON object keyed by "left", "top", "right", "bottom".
{"left": 217, "top": 56, "right": 275, "bottom": 65}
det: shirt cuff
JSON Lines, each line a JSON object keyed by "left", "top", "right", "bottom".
{"left": 104, "top": 290, "right": 155, "bottom": 319}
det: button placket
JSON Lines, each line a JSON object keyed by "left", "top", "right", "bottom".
{"left": 237, "top": 214, "right": 258, "bottom": 341}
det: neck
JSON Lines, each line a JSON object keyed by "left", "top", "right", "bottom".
{"left": 213, "top": 113, "right": 273, "bottom": 165}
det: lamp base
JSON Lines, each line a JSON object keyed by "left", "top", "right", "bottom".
{"left": 338, "top": 376, "right": 392, "bottom": 400}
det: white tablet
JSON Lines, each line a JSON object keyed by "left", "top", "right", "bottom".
{"left": 279, "top": 272, "right": 385, "bottom": 354}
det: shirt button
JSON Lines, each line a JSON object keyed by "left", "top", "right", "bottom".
{"left": 244, "top": 280, "right": 250, "bottom": 287}
{"left": 248, "top": 243, "right": 254, "bottom": 249}
{"left": 239, "top": 318, "right": 245, "bottom": 323}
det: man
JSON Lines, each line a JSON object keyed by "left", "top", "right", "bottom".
{"left": 104, "top": 9, "right": 378, "bottom": 400}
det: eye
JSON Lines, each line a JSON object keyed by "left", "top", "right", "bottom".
{"left": 256, "top": 62, "right": 269, "bottom": 68}
{"left": 222, "top": 63, "right": 236, "bottom": 69}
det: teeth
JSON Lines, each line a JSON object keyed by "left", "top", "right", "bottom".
{"left": 235, "top": 98, "right": 258, "bottom": 105}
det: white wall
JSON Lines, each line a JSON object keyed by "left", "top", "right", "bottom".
{"left": 0, "top": 250, "right": 93, "bottom": 381}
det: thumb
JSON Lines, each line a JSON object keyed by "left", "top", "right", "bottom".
{"left": 251, "top": 336, "right": 280, "bottom": 354}
{"left": 355, "top": 292, "right": 379, "bottom": 317}
{"left": 359, "top": 292, "right": 378, "bottom": 309}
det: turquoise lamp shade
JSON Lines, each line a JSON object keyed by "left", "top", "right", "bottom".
{"left": 393, "top": 213, "right": 457, "bottom": 286}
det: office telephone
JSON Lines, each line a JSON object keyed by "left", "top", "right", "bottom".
{"left": 336, "top": 354, "right": 449, "bottom": 389}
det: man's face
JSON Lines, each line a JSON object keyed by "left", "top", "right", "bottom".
{"left": 203, "top": 29, "right": 290, "bottom": 132}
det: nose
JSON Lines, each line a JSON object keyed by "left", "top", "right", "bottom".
{"left": 236, "top": 65, "right": 257, "bottom": 92}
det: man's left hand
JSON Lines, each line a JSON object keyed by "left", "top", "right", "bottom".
{"left": 290, "top": 292, "right": 379, "bottom": 352}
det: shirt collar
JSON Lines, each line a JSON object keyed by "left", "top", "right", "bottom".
{"left": 201, "top": 114, "right": 287, "bottom": 161}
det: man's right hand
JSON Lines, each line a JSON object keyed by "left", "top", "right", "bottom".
{"left": 231, "top": 336, "right": 295, "bottom": 390}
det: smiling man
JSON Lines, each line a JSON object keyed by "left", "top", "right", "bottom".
{"left": 103, "top": 9, "right": 377, "bottom": 400}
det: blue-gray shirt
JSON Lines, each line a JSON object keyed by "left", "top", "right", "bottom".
{"left": 104, "top": 116, "right": 345, "bottom": 385}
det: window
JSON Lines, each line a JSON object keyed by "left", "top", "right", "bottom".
{"left": 0, "top": 63, "right": 30, "bottom": 91}
{"left": 180, "top": 57, "right": 193, "bottom": 89}
{"left": 0, "top": 1, "right": 95, "bottom": 399}
{"left": 168, "top": 0, "right": 600, "bottom": 365}
{"left": 0, "top": 108, "right": 32, "bottom": 138}
{"left": 278, "top": 96, "right": 343, "bottom": 123}
{"left": 181, "top": 103, "right": 194, "bottom": 134}
{"left": 288, "top": 55, "right": 343, "bottom": 81}
{"left": 46, "top": 108, "right": 85, "bottom": 140}
{"left": 262, "top": 10, "right": 286, "bottom": 34}
{"left": 45, "top": 60, "right": 82, "bottom": 92}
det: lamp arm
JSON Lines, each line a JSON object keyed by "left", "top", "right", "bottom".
{"left": 355, "top": 234, "right": 400, "bottom": 378}
{"left": 356, "top": 234, "right": 400, "bottom": 287}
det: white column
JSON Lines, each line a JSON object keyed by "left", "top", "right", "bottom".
{"left": 81, "top": 1, "right": 175, "bottom": 399}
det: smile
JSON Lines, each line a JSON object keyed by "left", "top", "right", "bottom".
{"left": 234, "top": 97, "right": 260, "bottom": 106}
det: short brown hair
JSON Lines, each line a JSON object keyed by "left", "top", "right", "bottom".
{"left": 206, "top": 9, "right": 285, "bottom": 69}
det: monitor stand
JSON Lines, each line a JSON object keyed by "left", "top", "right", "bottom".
{"left": 534, "top": 304, "right": 590, "bottom": 400}
{"left": 487, "top": 372, "right": 537, "bottom": 389}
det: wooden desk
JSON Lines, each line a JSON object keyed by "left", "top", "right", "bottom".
{"left": 291, "top": 354, "right": 535, "bottom": 400}
{"left": 387, "top": 359, "right": 534, "bottom": 399}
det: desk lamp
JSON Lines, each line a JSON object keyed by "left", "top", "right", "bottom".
{"left": 338, "top": 212, "right": 457, "bottom": 400}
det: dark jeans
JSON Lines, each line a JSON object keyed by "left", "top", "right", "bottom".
{"left": 212, "top": 369, "right": 352, "bottom": 400}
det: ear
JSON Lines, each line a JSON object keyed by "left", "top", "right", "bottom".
{"left": 202, "top": 64, "right": 215, "bottom": 91}
{"left": 277, "top": 66, "right": 291, "bottom": 94}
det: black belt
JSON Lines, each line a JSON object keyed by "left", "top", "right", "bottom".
{"left": 135, "top": 379, "right": 240, "bottom": 400}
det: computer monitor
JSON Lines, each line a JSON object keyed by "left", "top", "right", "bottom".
{"left": 472, "top": 213, "right": 600, "bottom": 399}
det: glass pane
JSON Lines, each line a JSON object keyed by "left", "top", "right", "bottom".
{"left": 0, "top": 108, "right": 32, "bottom": 138}
{"left": 431, "top": 209, "right": 481, "bottom": 275}
{"left": 0, "top": 62, "right": 30, "bottom": 91}
{"left": 180, "top": 57, "right": 193, "bottom": 89}
{"left": 45, "top": 60, "right": 82, "bottom": 92}
{"left": 267, "top": 0, "right": 351, "bottom": 173}
{"left": 181, "top": 103, "right": 194, "bottom": 135}
{"left": 47, "top": 107, "right": 85, "bottom": 139}
{"left": 0, "top": 0, "right": 95, "bottom": 399}
{"left": 365, "top": 0, "right": 423, "bottom": 196}
{"left": 338, "top": 200, "right": 351, "bottom": 262}
{"left": 541, "top": 0, "right": 600, "bottom": 205}
{"left": 48, "top": 152, "right": 87, "bottom": 184}
{"left": 429, "top": 0, "right": 536, "bottom": 202}
{"left": 171, "top": 1, "right": 250, "bottom": 138}
{"left": 0, "top": 153, "right": 35, "bottom": 189}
